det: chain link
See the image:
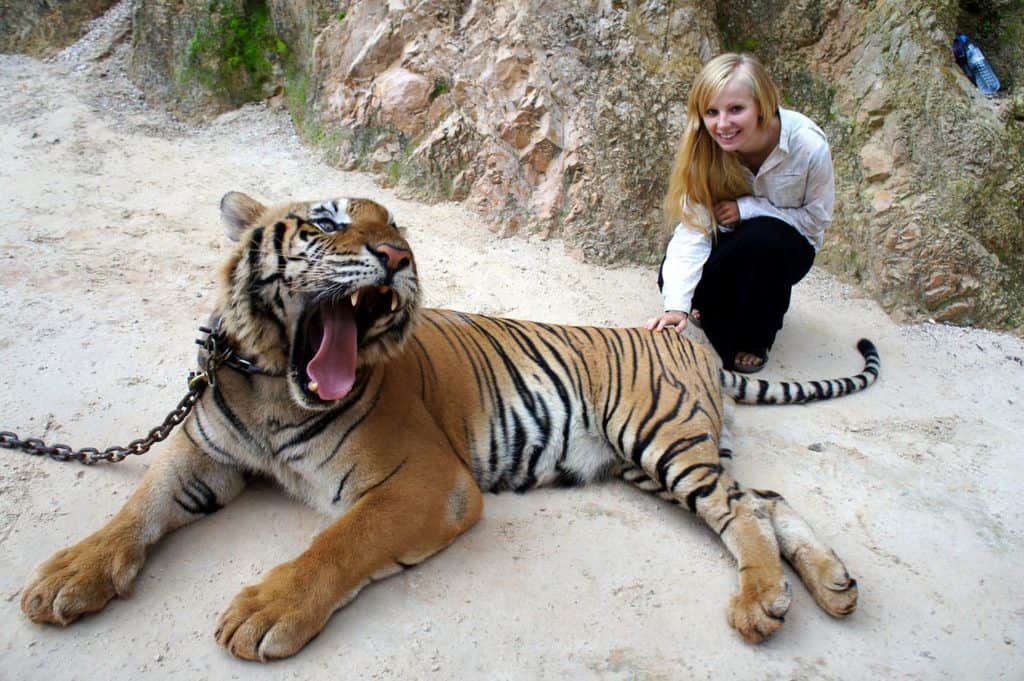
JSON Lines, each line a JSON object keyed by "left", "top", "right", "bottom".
{"left": 0, "top": 323, "right": 250, "bottom": 465}
{"left": 0, "top": 375, "right": 207, "bottom": 465}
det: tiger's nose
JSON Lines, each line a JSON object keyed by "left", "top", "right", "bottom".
{"left": 370, "top": 243, "right": 411, "bottom": 272}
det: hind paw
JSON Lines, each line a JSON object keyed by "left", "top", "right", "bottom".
{"left": 727, "top": 572, "right": 792, "bottom": 643}
{"left": 791, "top": 548, "right": 859, "bottom": 617}
{"left": 809, "top": 570, "right": 858, "bottom": 617}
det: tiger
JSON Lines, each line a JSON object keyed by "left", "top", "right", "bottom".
{"left": 20, "top": 192, "right": 879, "bottom": 661}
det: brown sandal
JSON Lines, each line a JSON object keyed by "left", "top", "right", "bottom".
{"left": 689, "top": 309, "right": 703, "bottom": 329}
{"left": 733, "top": 351, "right": 766, "bottom": 374}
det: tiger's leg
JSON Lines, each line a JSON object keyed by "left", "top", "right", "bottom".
{"left": 751, "top": 489, "right": 858, "bottom": 617}
{"left": 21, "top": 431, "right": 246, "bottom": 625}
{"left": 629, "top": 438, "right": 791, "bottom": 643}
{"left": 215, "top": 441, "right": 482, "bottom": 661}
{"left": 618, "top": 463, "right": 677, "bottom": 504}
{"left": 687, "top": 396, "right": 853, "bottom": 615}
{"left": 719, "top": 399, "right": 736, "bottom": 459}
{"left": 620, "top": 466, "right": 857, "bottom": 622}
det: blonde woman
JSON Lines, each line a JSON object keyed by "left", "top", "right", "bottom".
{"left": 644, "top": 53, "right": 834, "bottom": 373}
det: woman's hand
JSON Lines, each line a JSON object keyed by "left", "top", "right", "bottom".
{"left": 713, "top": 200, "right": 740, "bottom": 226}
{"left": 644, "top": 310, "right": 689, "bottom": 334}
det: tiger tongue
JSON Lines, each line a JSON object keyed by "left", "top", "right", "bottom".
{"left": 306, "top": 301, "right": 357, "bottom": 400}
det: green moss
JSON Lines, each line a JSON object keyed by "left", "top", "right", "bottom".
{"left": 847, "top": 249, "right": 865, "bottom": 283}
{"left": 385, "top": 161, "right": 402, "bottom": 185}
{"left": 430, "top": 79, "right": 450, "bottom": 101}
{"left": 783, "top": 69, "right": 836, "bottom": 124}
{"left": 290, "top": 100, "right": 352, "bottom": 164}
{"left": 715, "top": 8, "right": 759, "bottom": 56}
{"left": 285, "top": 70, "right": 308, "bottom": 113}
{"left": 284, "top": 69, "right": 314, "bottom": 132}
{"left": 179, "top": 0, "right": 288, "bottom": 105}
{"left": 728, "top": 37, "right": 760, "bottom": 53}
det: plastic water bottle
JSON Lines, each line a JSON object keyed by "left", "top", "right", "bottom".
{"left": 958, "top": 33, "right": 1000, "bottom": 96}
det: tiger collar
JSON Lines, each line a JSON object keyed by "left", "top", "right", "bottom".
{"left": 196, "top": 317, "right": 282, "bottom": 383}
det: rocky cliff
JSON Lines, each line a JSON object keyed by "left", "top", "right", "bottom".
{"left": 0, "top": 0, "right": 118, "bottom": 55}
{"left": 3, "top": 0, "right": 1022, "bottom": 331}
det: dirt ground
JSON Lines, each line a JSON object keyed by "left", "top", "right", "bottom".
{"left": 1, "top": 13, "right": 1023, "bottom": 680}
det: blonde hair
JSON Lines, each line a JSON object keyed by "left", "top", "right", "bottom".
{"left": 662, "top": 53, "right": 781, "bottom": 232}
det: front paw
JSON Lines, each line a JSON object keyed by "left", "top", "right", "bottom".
{"left": 215, "top": 562, "right": 335, "bottom": 661}
{"left": 21, "top": 530, "right": 145, "bottom": 626}
{"left": 727, "top": 569, "right": 792, "bottom": 644}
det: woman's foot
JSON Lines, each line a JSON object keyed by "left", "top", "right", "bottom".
{"left": 734, "top": 351, "right": 766, "bottom": 374}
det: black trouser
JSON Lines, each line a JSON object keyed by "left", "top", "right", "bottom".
{"left": 659, "top": 216, "right": 815, "bottom": 370}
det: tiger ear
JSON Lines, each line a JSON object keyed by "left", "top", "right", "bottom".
{"left": 220, "top": 191, "right": 266, "bottom": 242}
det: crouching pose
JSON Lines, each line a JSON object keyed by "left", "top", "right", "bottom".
{"left": 21, "top": 193, "right": 878, "bottom": 660}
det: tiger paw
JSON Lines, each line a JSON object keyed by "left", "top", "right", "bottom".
{"left": 21, "top": 530, "right": 145, "bottom": 625}
{"left": 215, "top": 561, "right": 334, "bottom": 661}
{"left": 727, "top": 571, "right": 792, "bottom": 643}
{"left": 799, "top": 553, "right": 858, "bottom": 618}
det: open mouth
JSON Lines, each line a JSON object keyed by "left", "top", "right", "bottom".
{"left": 294, "top": 286, "right": 400, "bottom": 402}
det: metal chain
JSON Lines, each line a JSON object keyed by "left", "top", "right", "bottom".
{"left": 0, "top": 375, "right": 208, "bottom": 464}
{"left": 0, "top": 323, "right": 251, "bottom": 465}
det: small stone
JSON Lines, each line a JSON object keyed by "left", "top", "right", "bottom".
{"left": 808, "top": 442, "right": 825, "bottom": 452}
{"left": 859, "top": 143, "right": 893, "bottom": 182}
{"left": 871, "top": 189, "right": 893, "bottom": 213}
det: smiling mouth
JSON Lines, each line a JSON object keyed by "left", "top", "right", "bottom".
{"left": 295, "top": 286, "right": 400, "bottom": 402}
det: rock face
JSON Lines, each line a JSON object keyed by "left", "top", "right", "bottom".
{"left": 128, "top": 0, "right": 290, "bottom": 117}
{"left": 301, "top": 1, "right": 718, "bottom": 267}
{"left": 4, "top": 0, "right": 1022, "bottom": 331}
{"left": 0, "top": 0, "right": 119, "bottom": 56}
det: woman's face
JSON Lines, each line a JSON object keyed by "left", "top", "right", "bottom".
{"left": 700, "top": 76, "right": 764, "bottom": 155}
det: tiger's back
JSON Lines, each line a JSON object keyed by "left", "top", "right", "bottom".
{"left": 398, "top": 310, "right": 726, "bottom": 493}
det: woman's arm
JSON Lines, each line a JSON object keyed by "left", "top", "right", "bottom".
{"left": 736, "top": 143, "right": 834, "bottom": 247}
{"left": 660, "top": 224, "right": 711, "bottom": 315}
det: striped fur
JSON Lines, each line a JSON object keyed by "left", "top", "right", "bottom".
{"left": 21, "top": 193, "right": 876, "bottom": 660}
{"left": 721, "top": 338, "right": 880, "bottom": 405}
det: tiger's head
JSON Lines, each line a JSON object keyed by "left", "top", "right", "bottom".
{"left": 215, "top": 191, "right": 420, "bottom": 410}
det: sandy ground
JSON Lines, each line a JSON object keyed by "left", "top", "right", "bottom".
{"left": 2, "top": 12, "right": 1023, "bottom": 680}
